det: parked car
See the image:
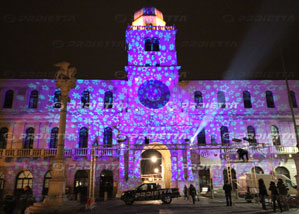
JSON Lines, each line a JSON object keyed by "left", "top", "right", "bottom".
{"left": 121, "top": 183, "right": 180, "bottom": 205}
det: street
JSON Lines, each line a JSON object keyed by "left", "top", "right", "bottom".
{"left": 81, "top": 196, "right": 298, "bottom": 214}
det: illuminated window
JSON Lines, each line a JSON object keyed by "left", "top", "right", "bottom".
{"left": 49, "top": 127, "right": 58, "bottom": 148}
{"left": 53, "top": 89, "right": 61, "bottom": 108}
{"left": 0, "top": 127, "right": 8, "bottom": 149}
{"left": 271, "top": 125, "right": 280, "bottom": 146}
{"left": 104, "top": 91, "right": 113, "bottom": 109}
{"left": 104, "top": 127, "right": 112, "bottom": 147}
{"left": 3, "top": 90, "right": 14, "bottom": 108}
{"left": 243, "top": 91, "right": 252, "bottom": 108}
{"left": 24, "top": 127, "right": 34, "bottom": 149}
{"left": 290, "top": 91, "right": 298, "bottom": 108}
{"left": 81, "top": 90, "right": 90, "bottom": 108}
{"left": 15, "top": 170, "right": 33, "bottom": 195}
{"left": 28, "top": 90, "right": 39, "bottom": 108}
{"left": 217, "top": 91, "right": 226, "bottom": 108}
{"left": 197, "top": 128, "right": 206, "bottom": 146}
{"left": 220, "top": 126, "right": 229, "bottom": 145}
{"left": 266, "top": 91, "right": 275, "bottom": 108}
{"left": 79, "top": 127, "right": 88, "bottom": 148}
{"left": 194, "top": 91, "right": 203, "bottom": 108}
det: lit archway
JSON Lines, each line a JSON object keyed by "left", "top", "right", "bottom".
{"left": 141, "top": 143, "right": 172, "bottom": 188}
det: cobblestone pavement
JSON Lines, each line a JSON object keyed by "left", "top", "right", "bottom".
{"left": 80, "top": 196, "right": 298, "bottom": 214}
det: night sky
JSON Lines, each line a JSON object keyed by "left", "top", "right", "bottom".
{"left": 1, "top": 0, "right": 299, "bottom": 80}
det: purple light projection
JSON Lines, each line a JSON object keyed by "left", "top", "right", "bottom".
{"left": 1, "top": 7, "right": 299, "bottom": 198}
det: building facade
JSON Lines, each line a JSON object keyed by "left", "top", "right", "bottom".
{"left": 0, "top": 7, "right": 299, "bottom": 201}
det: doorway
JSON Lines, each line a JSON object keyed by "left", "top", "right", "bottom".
{"left": 99, "top": 170, "right": 113, "bottom": 198}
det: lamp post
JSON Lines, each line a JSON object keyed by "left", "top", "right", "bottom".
{"left": 281, "top": 54, "right": 299, "bottom": 198}
{"left": 30, "top": 62, "right": 81, "bottom": 213}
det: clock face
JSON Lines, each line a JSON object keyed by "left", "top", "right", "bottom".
{"left": 138, "top": 80, "right": 170, "bottom": 109}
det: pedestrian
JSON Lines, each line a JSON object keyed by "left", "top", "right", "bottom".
{"left": 258, "top": 179, "right": 268, "bottom": 210}
{"left": 189, "top": 184, "right": 197, "bottom": 204}
{"left": 277, "top": 179, "right": 289, "bottom": 211}
{"left": 269, "top": 181, "right": 282, "bottom": 212}
{"left": 3, "top": 195, "right": 16, "bottom": 214}
{"left": 183, "top": 185, "right": 188, "bottom": 200}
{"left": 20, "top": 186, "right": 34, "bottom": 214}
{"left": 223, "top": 182, "right": 232, "bottom": 206}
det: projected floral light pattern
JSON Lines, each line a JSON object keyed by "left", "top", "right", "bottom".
{"left": 1, "top": 7, "right": 299, "bottom": 199}
{"left": 138, "top": 80, "right": 171, "bottom": 109}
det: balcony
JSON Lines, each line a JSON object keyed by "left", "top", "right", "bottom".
{"left": 0, "top": 148, "right": 115, "bottom": 159}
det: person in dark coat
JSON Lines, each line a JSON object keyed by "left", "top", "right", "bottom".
{"left": 269, "top": 181, "right": 282, "bottom": 212}
{"left": 223, "top": 182, "right": 232, "bottom": 206}
{"left": 189, "top": 184, "right": 197, "bottom": 204}
{"left": 20, "top": 186, "right": 34, "bottom": 214}
{"left": 3, "top": 195, "right": 16, "bottom": 214}
{"left": 258, "top": 179, "right": 268, "bottom": 210}
{"left": 183, "top": 185, "right": 188, "bottom": 200}
{"left": 277, "top": 179, "right": 289, "bottom": 211}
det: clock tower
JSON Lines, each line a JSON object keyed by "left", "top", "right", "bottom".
{"left": 125, "top": 7, "right": 181, "bottom": 112}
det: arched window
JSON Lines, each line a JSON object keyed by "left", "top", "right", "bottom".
{"left": 0, "top": 127, "right": 8, "bottom": 149}
{"left": 270, "top": 125, "right": 281, "bottom": 146}
{"left": 247, "top": 126, "right": 257, "bottom": 145}
{"left": 81, "top": 90, "right": 90, "bottom": 108}
{"left": 290, "top": 91, "right": 298, "bottom": 108}
{"left": 104, "top": 91, "right": 113, "bottom": 109}
{"left": 79, "top": 127, "right": 88, "bottom": 148}
{"left": 3, "top": 90, "right": 14, "bottom": 108}
{"left": 251, "top": 167, "right": 264, "bottom": 174}
{"left": 53, "top": 89, "right": 61, "bottom": 108}
{"left": 15, "top": 170, "right": 32, "bottom": 195}
{"left": 42, "top": 171, "right": 52, "bottom": 196}
{"left": 103, "top": 127, "right": 112, "bottom": 147}
{"left": 217, "top": 91, "right": 226, "bottom": 108}
{"left": 220, "top": 126, "right": 229, "bottom": 145}
{"left": 144, "top": 38, "right": 152, "bottom": 51}
{"left": 24, "top": 127, "right": 34, "bottom": 149}
{"left": 152, "top": 37, "right": 159, "bottom": 51}
{"left": 275, "top": 167, "right": 290, "bottom": 179}
{"left": 0, "top": 171, "right": 4, "bottom": 191}
{"left": 243, "top": 91, "right": 252, "bottom": 108}
{"left": 266, "top": 91, "right": 275, "bottom": 108}
{"left": 197, "top": 128, "right": 206, "bottom": 146}
{"left": 194, "top": 91, "right": 203, "bottom": 108}
{"left": 28, "top": 90, "right": 39, "bottom": 108}
{"left": 49, "top": 127, "right": 58, "bottom": 148}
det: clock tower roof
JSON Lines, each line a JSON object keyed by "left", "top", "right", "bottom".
{"left": 132, "top": 7, "right": 166, "bottom": 26}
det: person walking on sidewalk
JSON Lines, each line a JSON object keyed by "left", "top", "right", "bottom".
{"left": 183, "top": 185, "right": 188, "bottom": 200}
{"left": 277, "top": 179, "right": 289, "bottom": 211}
{"left": 189, "top": 184, "right": 197, "bottom": 204}
{"left": 223, "top": 182, "right": 232, "bottom": 206}
{"left": 258, "top": 179, "right": 268, "bottom": 210}
{"left": 269, "top": 181, "right": 282, "bottom": 212}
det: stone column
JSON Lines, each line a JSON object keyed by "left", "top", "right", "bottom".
{"left": 46, "top": 79, "right": 75, "bottom": 202}
{"left": 30, "top": 62, "right": 82, "bottom": 213}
